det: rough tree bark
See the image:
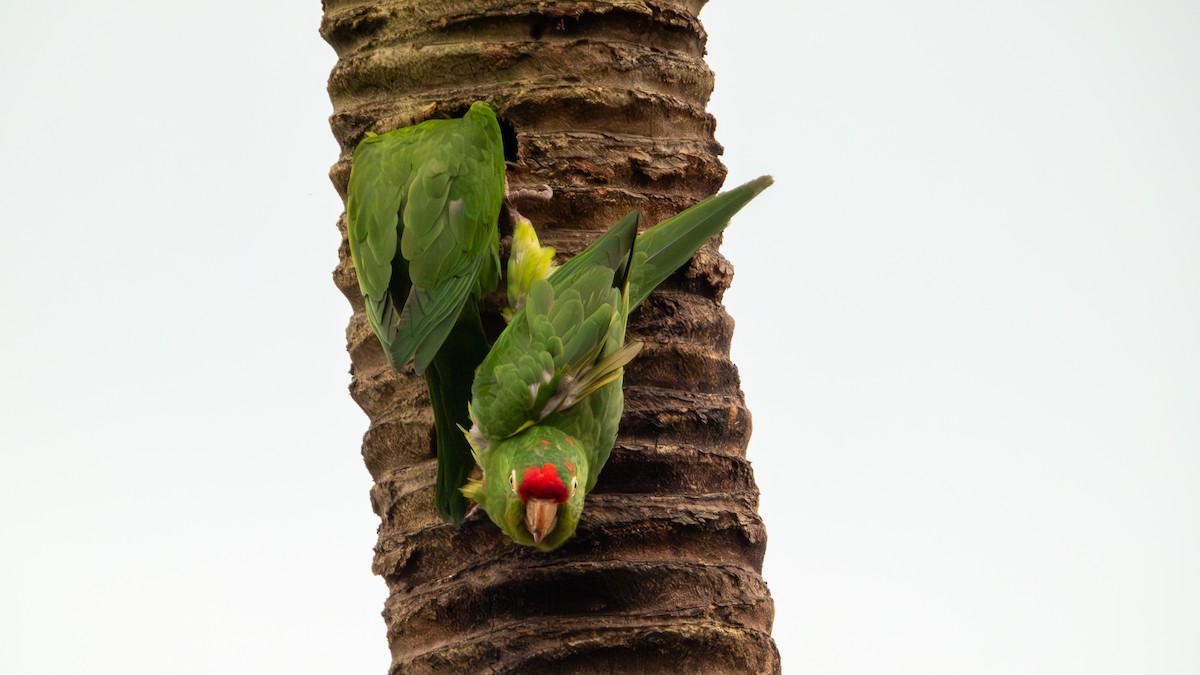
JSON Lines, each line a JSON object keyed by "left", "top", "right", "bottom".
{"left": 320, "top": 1, "right": 779, "bottom": 672}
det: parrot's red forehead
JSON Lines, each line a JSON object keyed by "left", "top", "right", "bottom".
{"left": 518, "top": 463, "right": 568, "bottom": 503}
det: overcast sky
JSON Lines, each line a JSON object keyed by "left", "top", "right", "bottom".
{"left": 2, "top": 2, "right": 1197, "bottom": 674}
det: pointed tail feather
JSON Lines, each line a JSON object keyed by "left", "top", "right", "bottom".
{"left": 561, "top": 340, "right": 644, "bottom": 409}
{"left": 427, "top": 302, "right": 491, "bottom": 527}
{"left": 627, "top": 175, "right": 773, "bottom": 309}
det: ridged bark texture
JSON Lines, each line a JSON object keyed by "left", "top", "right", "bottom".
{"left": 321, "top": 1, "right": 778, "bottom": 672}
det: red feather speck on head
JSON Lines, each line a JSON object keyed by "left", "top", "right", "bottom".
{"left": 518, "top": 463, "right": 568, "bottom": 503}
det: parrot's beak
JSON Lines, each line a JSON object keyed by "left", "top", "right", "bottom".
{"left": 525, "top": 498, "right": 559, "bottom": 544}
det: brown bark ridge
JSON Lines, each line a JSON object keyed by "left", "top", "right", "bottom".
{"left": 321, "top": 1, "right": 778, "bottom": 672}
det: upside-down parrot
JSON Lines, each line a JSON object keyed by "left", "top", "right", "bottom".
{"left": 345, "top": 101, "right": 504, "bottom": 526}
{"left": 461, "top": 175, "right": 774, "bottom": 550}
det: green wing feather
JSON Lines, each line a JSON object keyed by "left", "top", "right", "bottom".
{"left": 470, "top": 214, "right": 641, "bottom": 444}
{"left": 346, "top": 133, "right": 412, "bottom": 358}
{"left": 346, "top": 102, "right": 504, "bottom": 373}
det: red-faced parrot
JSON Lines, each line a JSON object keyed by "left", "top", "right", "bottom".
{"left": 461, "top": 176, "right": 774, "bottom": 550}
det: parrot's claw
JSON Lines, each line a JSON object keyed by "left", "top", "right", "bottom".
{"left": 507, "top": 184, "right": 553, "bottom": 202}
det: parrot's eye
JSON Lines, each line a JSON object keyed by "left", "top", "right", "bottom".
{"left": 570, "top": 475, "right": 578, "bottom": 496}
{"left": 509, "top": 470, "right": 518, "bottom": 493}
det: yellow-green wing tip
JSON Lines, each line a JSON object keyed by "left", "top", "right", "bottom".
{"left": 460, "top": 477, "right": 484, "bottom": 500}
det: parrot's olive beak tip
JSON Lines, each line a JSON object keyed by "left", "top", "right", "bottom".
{"left": 525, "top": 498, "right": 559, "bottom": 545}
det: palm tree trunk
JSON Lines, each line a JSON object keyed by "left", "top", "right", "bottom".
{"left": 321, "top": 1, "right": 779, "bottom": 672}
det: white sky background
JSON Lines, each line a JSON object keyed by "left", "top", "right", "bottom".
{"left": 1, "top": 1, "right": 1197, "bottom": 673}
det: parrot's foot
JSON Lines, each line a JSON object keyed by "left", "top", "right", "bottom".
{"left": 500, "top": 187, "right": 551, "bottom": 243}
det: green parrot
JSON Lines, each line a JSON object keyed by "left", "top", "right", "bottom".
{"left": 461, "top": 175, "right": 774, "bottom": 550}
{"left": 345, "top": 101, "right": 505, "bottom": 526}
